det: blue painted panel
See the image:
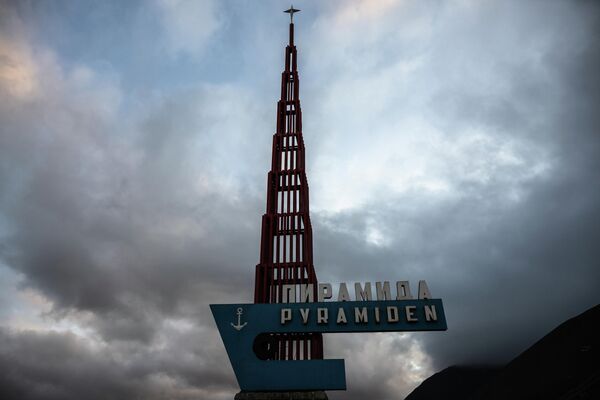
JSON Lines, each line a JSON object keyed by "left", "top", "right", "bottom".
{"left": 210, "top": 299, "right": 446, "bottom": 391}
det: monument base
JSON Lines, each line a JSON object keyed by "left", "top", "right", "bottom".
{"left": 235, "top": 391, "right": 328, "bottom": 400}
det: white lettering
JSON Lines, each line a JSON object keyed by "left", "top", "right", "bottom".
{"left": 336, "top": 307, "right": 347, "bottom": 324}
{"left": 300, "top": 284, "right": 314, "bottom": 303}
{"left": 282, "top": 284, "right": 296, "bottom": 303}
{"left": 318, "top": 283, "right": 332, "bottom": 302}
{"left": 376, "top": 281, "right": 392, "bottom": 300}
{"left": 281, "top": 308, "right": 292, "bottom": 324}
{"left": 424, "top": 305, "right": 437, "bottom": 321}
{"left": 338, "top": 282, "right": 351, "bottom": 301}
{"left": 317, "top": 307, "right": 329, "bottom": 324}
{"left": 374, "top": 307, "right": 381, "bottom": 323}
{"left": 396, "top": 281, "right": 413, "bottom": 300}
{"left": 354, "top": 282, "right": 372, "bottom": 301}
{"left": 354, "top": 307, "right": 368, "bottom": 323}
{"left": 418, "top": 280, "right": 432, "bottom": 299}
{"left": 405, "top": 306, "right": 418, "bottom": 322}
{"left": 387, "top": 306, "right": 399, "bottom": 322}
{"left": 291, "top": 281, "right": 435, "bottom": 303}
{"left": 300, "top": 308, "right": 310, "bottom": 324}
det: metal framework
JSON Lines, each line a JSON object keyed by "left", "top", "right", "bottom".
{"left": 254, "top": 21, "right": 323, "bottom": 360}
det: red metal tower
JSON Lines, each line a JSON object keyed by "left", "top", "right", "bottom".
{"left": 254, "top": 20, "right": 324, "bottom": 361}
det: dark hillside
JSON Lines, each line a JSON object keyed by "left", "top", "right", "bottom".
{"left": 404, "top": 304, "right": 600, "bottom": 399}
{"left": 404, "top": 366, "right": 500, "bottom": 400}
{"left": 473, "top": 304, "right": 599, "bottom": 399}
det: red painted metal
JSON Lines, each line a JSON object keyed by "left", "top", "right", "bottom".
{"left": 254, "top": 22, "right": 323, "bottom": 360}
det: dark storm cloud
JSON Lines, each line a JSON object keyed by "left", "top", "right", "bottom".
{"left": 307, "top": 2, "right": 600, "bottom": 399}
{"left": 316, "top": 150, "right": 600, "bottom": 371}
{"left": 0, "top": 70, "right": 252, "bottom": 393}
{"left": 316, "top": 5, "right": 600, "bottom": 398}
{"left": 0, "top": 2, "right": 260, "bottom": 396}
{"left": 0, "top": 78, "right": 261, "bottom": 336}
{"left": 0, "top": 328, "right": 137, "bottom": 400}
{"left": 0, "top": 326, "right": 237, "bottom": 400}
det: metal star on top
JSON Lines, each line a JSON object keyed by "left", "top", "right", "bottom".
{"left": 284, "top": 5, "right": 301, "bottom": 23}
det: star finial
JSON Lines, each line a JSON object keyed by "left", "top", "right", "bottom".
{"left": 284, "top": 5, "right": 301, "bottom": 23}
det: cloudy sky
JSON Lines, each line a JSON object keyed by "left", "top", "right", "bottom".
{"left": 1, "top": 0, "right": 599, "bottom": 399}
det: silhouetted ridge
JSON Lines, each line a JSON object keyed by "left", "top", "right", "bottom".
{"left": 404, "top": 366, "right": 500, "bottom": 400}
{"left": 404, "top": 304, "right": 600, "bottom": 399}
{"left": 473, "top": 304, "right": 599, "bottom": 399}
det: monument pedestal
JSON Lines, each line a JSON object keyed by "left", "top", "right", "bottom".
{"left": 235, "top": 392, "right": 328, "bottom": 400}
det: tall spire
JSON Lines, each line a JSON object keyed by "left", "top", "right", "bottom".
{"left": 285, "top": 6, "right": 300, "bottom": 45}
{"left": 253, "top": 12, "right": 323, "bottom": 361}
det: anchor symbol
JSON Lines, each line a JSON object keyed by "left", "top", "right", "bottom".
{"left": 231, "top": 307, "right": 248, "bottom": 331}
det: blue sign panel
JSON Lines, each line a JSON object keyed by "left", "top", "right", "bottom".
{"left": 210, "top": 299, "right": 446, "bottom": 391}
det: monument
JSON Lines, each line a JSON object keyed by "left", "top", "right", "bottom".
{"left": 210, "top": 7, "right": 447, "bottom": 399}
{"left": 253, "top": 5, "right": 323, "bottom": 363}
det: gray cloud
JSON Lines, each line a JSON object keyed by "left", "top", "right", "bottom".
{"left": 0, "top": 325, "right": 237, "bottom": 400}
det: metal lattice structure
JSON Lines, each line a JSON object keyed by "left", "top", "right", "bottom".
{"left": 254, "top": 21, "right": 323, "bottom": 361}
